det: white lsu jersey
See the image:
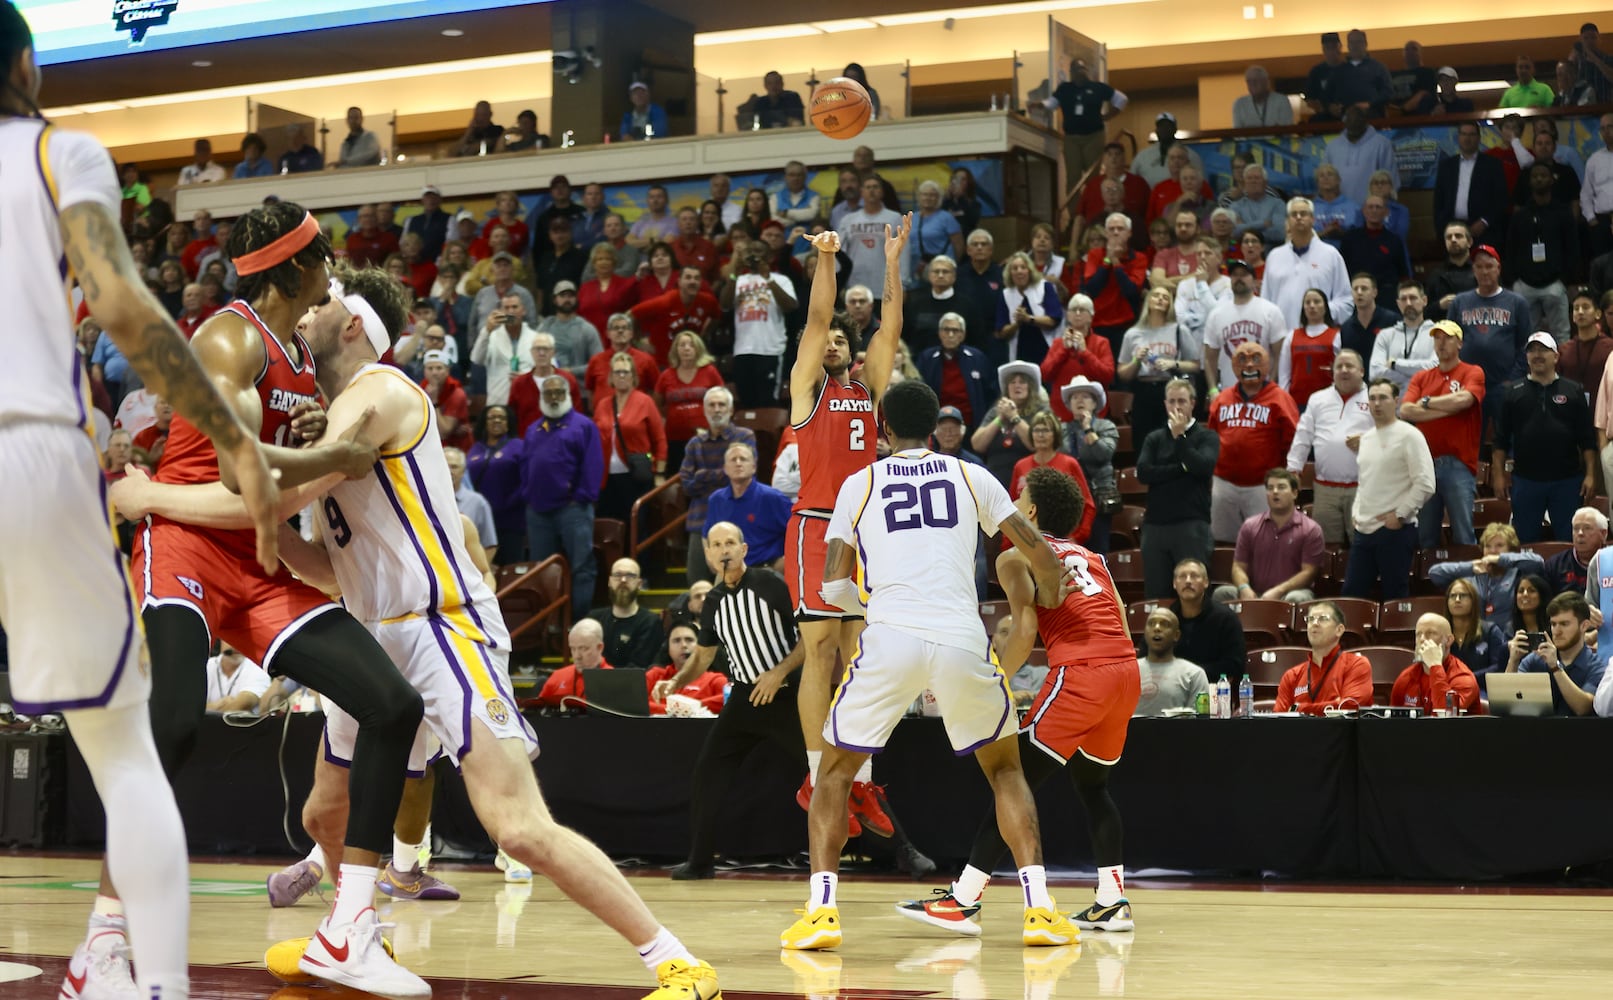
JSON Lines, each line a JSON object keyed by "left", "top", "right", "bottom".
{"left": 827, "top": 448, "right": 1017, "bottom": 660}
{"left": 0, "top": 120, "right": 121, "bottom": 432}
{"left": 318, "top": 364, "right": 509, "bottom": 649}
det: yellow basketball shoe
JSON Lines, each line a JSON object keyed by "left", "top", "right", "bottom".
{"left": 265, "top": 933, "right": 395, "bottom": 984}
{"left": 1022, "top": 906, "right": 1079, "bottom": 947}
{"left": 780, "top": 906, "right": 842, "bottom": 950}
{"left": 641, "top": 958, "right": 721, "bottom": 999}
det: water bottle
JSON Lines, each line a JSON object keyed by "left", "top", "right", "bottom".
{"left": 1207, "top": 682, "right": 1219, "bottom": 719}
{"left": 722, "top": 682, "right": 732, "bottom": 705}
{"left": 1239, "top": 674, "right": 1254, "bottom": 717}
{"left": 1215, "top": 675, "right": 1231, "bottom": 719}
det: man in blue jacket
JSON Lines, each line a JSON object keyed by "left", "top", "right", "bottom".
{"left": 917, "top": 312, "right": 997, "bottom": 427}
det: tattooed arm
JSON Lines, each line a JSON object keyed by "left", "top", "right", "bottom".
{"left": 999, "top": 511, "right": 1065, "bottom": 608}
{"left": 59, "top": 201, "right": 282, "bottom": 574}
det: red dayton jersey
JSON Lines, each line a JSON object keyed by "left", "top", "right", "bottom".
{"left": 793, "top": 376, "right": 877, "bottom": 512}
{"left": 155, "top": 301, "right": 320, "bottom": 549}
{"left": 1036, "top": 535, "right": 1136, "bottom": 666}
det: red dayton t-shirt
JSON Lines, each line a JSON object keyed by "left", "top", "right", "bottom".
{"left": 630, "top": 288, "right": 720, "bottom": 364}
{"left": 1207, "top": 380, "right": 1299, "bottom": 486}
{"left": 1404, "top": 361, "right": 1486, "bottom": 474}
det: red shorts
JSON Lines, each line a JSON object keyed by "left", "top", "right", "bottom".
{"left": 1021, "top": 659, "right": 1141, "bottom": 765}
{"left": 133, "top": 518, "right": 338, "bottom": 667}
{"left": 785, "top": 511, "right": 862, "bottom": 620}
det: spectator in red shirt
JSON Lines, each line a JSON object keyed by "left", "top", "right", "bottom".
{"left": 1041, "top": 293, "right": 1116, "bottom": 422}
{"left": 1275, "top": 600, "right": 1375, "bottom": 714}
{"left": 1080, "top": 213, "right": 1148, "bottom": 355}
{"left": 481, "top": 190, "right": 530, "bottom": 257}
{"left": 1008, "top": 412, "right": 1095, "bottom": 543}
{"left": 345, "top": 203, "right": 399, "bottom": 267}
{"left": 593, "top": 351, "right": 668, "bottom": 521}
{"left": 579, "top": 242, "right": 640, "bottom": 337}
{"left": 1399, "top": 319, "right": 1485, "bottom": 548}
{"left": 636, "top": 242, "right": 679, "bottom": 303}
{"left": 586, "top": 313, "right": 661, "bottom": 403}
{"left": 174, "top": 283, "right": 217, "bottom": 340}
{"left": 630, "top": 266, "right": 719, "bottom": 364}
{"left": 670, "top": 206, "right": 719, "bottom": 284}
{"left": 1077, "top": 142, "right": 1152, "bottom": 228}
{"left": 1390, "top": 613, "right": 1483, "bottom": 713}
{"left": 1149, "top": 209, "right": 1202, "bottom": 293}
{"left": 1278, "top": 288, "right": 1342, "bottom": 408}
{"left": 421, "top": 350, "right": 474, "bottom": 452}
{"left": 646, "top": 624, "right": 727, "bottom": 715}
{"left": 131, "top": 397, "right": 173, "bottom": 467}
{"left": 508, "top": 332, "right": 582, "bottom": 435}
{"left": 535, "top": 619, "right": 612, "bottom": 710}
{"left": 397, "top": 232, "right": 437, "bottom": 300}
{"left": 1206, "top": 341, "right": 1300, "bottom": 543}
{"left": 654, "top": 330, "right": 725, "bottom": 472}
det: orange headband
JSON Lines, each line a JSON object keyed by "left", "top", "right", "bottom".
{"left": 233, "top": 212, "right": 320, "bottom": 275}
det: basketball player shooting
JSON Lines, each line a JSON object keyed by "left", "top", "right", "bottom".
{"left": 786, "top": 213, "right": 922, "bottom": 847}
{"left": 780, "top": 379, "right": 1078, "bottom": 952}
{"left": 0, "top": 5, "right": 279, "bottom": 999}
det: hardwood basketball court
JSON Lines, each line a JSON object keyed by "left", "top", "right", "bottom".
{"left": 2, "top": 854, "right": 1609, "bottom": 998}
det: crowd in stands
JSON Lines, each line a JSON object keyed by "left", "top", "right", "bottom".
{"left": 55, "top": 22, "right": 1613, "bottom": 726}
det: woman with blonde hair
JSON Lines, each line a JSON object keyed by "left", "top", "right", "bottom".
{"left": 974, "top": 361, "right": 1051, "bottom": 488}
{"left": 653, "top": 330, "right": 724, "bottom": 471}
{"left": 579, "top": 241, "right": 639, "bottom": 335}
{"left": 593, "top": 351, "right": 667, "bottom": 521}
{"left": 1429, "top": 521, "right": 1545, "bottom": 631}
{"left": 994, "top": 251, "right": 1063, "bottom": 366}
{"left": 1009, "top": 410, "right": 1094, "bottom": 543}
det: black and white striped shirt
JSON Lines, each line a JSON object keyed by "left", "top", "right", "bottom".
{"left": 698, "top": 568, "right": 798, "bottom": 684}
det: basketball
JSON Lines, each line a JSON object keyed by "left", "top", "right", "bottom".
{"left": 811, "top": 78, "right": 873, "bottom": 140}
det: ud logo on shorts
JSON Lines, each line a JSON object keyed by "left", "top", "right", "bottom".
{"left": 486, "top": 698, "right": 510, "bottom": 724}
{"left": 176, "top": 575, "right": 205, "bottom": 601}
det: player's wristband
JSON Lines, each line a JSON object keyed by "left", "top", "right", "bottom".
{"left": 819, "top": 577, "right": 866, "bottom": 615}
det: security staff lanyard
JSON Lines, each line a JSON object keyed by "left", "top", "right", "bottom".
{"left": 1304, "top": 645, "right": 1343, "bottom": 706}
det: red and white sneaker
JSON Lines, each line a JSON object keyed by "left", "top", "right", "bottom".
{"left": 848, "top": 781, "right": 895, "bottom": 838}
{"left": 299, "top": 908, "right": 431, "bottom": 1000}
{"left": 796, "top": 775, "right": 863, "bottom": 837}
{"left": 58, "top": 929, "right": 138, "bottom": 999}
{"left": 894, "top": 889, "right": 983, "bottom": 937}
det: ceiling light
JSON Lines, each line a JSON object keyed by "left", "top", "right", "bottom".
{"left": 870, "top": 0, "right": 1146, "bottom": 27}
{"left": 441, "top": 29, "right": 464, "bottom": 37}
{"left": 41, "top": 51, "right": 553, "bottom": 116}
{"left": 192, "top": 60, "right": 212, "bottom": 68}
{"left": 694, "top": 25, "right": 823, "bottom": 46}
{"left": 1455, "top": 80, "right": 1508, "bottom": 92}
{"left": 810, "top": 19, "right": 879, "bottom": 33}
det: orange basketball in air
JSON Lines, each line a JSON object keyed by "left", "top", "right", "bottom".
{"left": 810, "top": 78, "right": 873, "bottom": 140}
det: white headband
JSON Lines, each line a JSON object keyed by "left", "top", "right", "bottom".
{"left": 329, "top": 278, "right": 390, "bottom": 358}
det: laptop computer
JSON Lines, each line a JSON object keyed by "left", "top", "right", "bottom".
{"left": 581, "top": 668, "right": 651, "bottom": 717}
{"left": 1485, "top": 673, "right": 1554, "bottom": 717}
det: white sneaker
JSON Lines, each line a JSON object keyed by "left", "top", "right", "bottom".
{"left": 494, "top": 848, "right": 531, "bottom": 883}
{"left": 298, "top": 908, "right": 431, "bottom": 1000}
{"left": 58, "top": 929, "right": 138, "bottom": 999}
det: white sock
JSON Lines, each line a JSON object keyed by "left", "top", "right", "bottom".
{"left": 853, "top": 757, "right": 872, "bottom": 783}
{"left": 807, "top": 751, "right": 822, "bottom": 784}
{"left": 305, "top": 843, "right": 327, "bottom": 872}
{"left": 1019, "top": 865, "right": 1053, "bottom": 910}
{"left": 635, "top": 926, "right": 696, "bottom": 971}
{"left": 66, "top": 704, "right": 189, "bottom": 998}
{"left": 331, "top": 864, "right": 378, "bottom": 925}
{"left": 951, "top": 864, "right": 990, "bottom": 906}
{"left": 392, "top": 834, "right": 421, "bottom": 871}
{"left": 808, "top": 871, "right": 838, "bottom": 910}
{"left": 1096, "top": 865, "right": 1126, "bottom": 906}
{"left": 88, "top": 894, "right": 127, "bottom": 933}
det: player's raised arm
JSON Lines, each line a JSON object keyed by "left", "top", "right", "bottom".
{"left": 59, "top": 200, "right": 281, "bottom": 573}
{"left": 994, "top": 549, "right": 1043, "bottom": 671}
{"left": 862, "top": 212, "right": 913, "bottom": 402}
{"left": 790, "top": 230, "right": 842, "bottom": 414}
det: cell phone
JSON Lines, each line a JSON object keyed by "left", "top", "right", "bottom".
{"left": 1527, "top": 631, "right": 1548, "bottom": 649}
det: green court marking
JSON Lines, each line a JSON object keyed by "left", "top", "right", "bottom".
{"left": 14, "top": 879, "right": 285, "bottom": 896}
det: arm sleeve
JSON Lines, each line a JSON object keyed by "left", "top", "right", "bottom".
{"left": 49, "top": 130, "right": 122, "bottom": 215}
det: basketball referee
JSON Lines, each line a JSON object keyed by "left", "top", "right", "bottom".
{"left": 656, "top": 521, "right": 805, "bottom": 879}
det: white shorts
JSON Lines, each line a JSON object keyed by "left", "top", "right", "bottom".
{"left": 824, "top": 622, "right": 1015, "bottom": 755}
{"left": 324, "top": 614, "right": 537, "bottom": 773}
{"left": 0, "top": 423, "right": 148, "bottom": 714}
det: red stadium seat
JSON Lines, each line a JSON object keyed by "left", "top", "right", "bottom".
{"left": 1375, "top": 596, "right": 1448, "bottom": 645}
{"left": 1209, "top": 546, "right": 1236, "bottom": 586}
{"left": 1109, "top": 504, "right": 1146, "bottom": 551}
{"left": 1246, "top": 646, "right": 1309, "bottom": 690}
{"left": 1219, "top": 598, "right": 1292, "bottom": 648}
{"left": 1107, "top": 549, "right": 1146, "bottom": 603}
{"left": 1116, "top": 465, "right": 1145, "bottom": 497}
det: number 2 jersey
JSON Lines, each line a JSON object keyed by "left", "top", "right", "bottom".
{"left": 1036, "top": 534, "right": 1136, "bottom": 666}
{"left": 793, "top": 376, "right": 877, "bottom": 513}
{"left": 153, "top": 300, "right": 319, "bottom": 561}
{"left": 318, "top": 364, "right": 508, "bottom": 647}
{"left": 828, "top": 448, "right": 1016, "bottom": 660}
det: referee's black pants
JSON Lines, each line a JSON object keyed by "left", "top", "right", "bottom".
{"left": 685, "top": 679, "right": 806, "bottom": 866}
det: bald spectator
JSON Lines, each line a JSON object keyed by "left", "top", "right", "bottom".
{"left": 536, "top": 620, "right": 612, "bottom": 710}
{"left": 585, "top": 558, "right": 666, "bottom": 670}
{"left": 1389, "top": 615, "right": 1482, "bottom": 713}
{"left": 1134, "top": 608, "right": 1210, "bottom": 716}
{"left": 1206, "top": 342, "right": 1299, "bottom": 543}
{"left": 1275, "top": 601, "right": 1375, "bottom": 713}
{"left": 1232, "top": 65, "right": 1293, "bottom": 129}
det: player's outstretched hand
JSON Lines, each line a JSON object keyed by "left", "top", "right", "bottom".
{"left": 810, "top": 230, "right": 841, "bottom": 255}
{"left": 229, "top": 438, "right": 283, "bottom": 575}
{"left": 884, "top": 212, "right": 914, "bottom": 259}
{"left": 288, "top": 400, "right": 328, "bottom": 444}
{"left": 332, "top": 405, "right": 381, "bottom": 479}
